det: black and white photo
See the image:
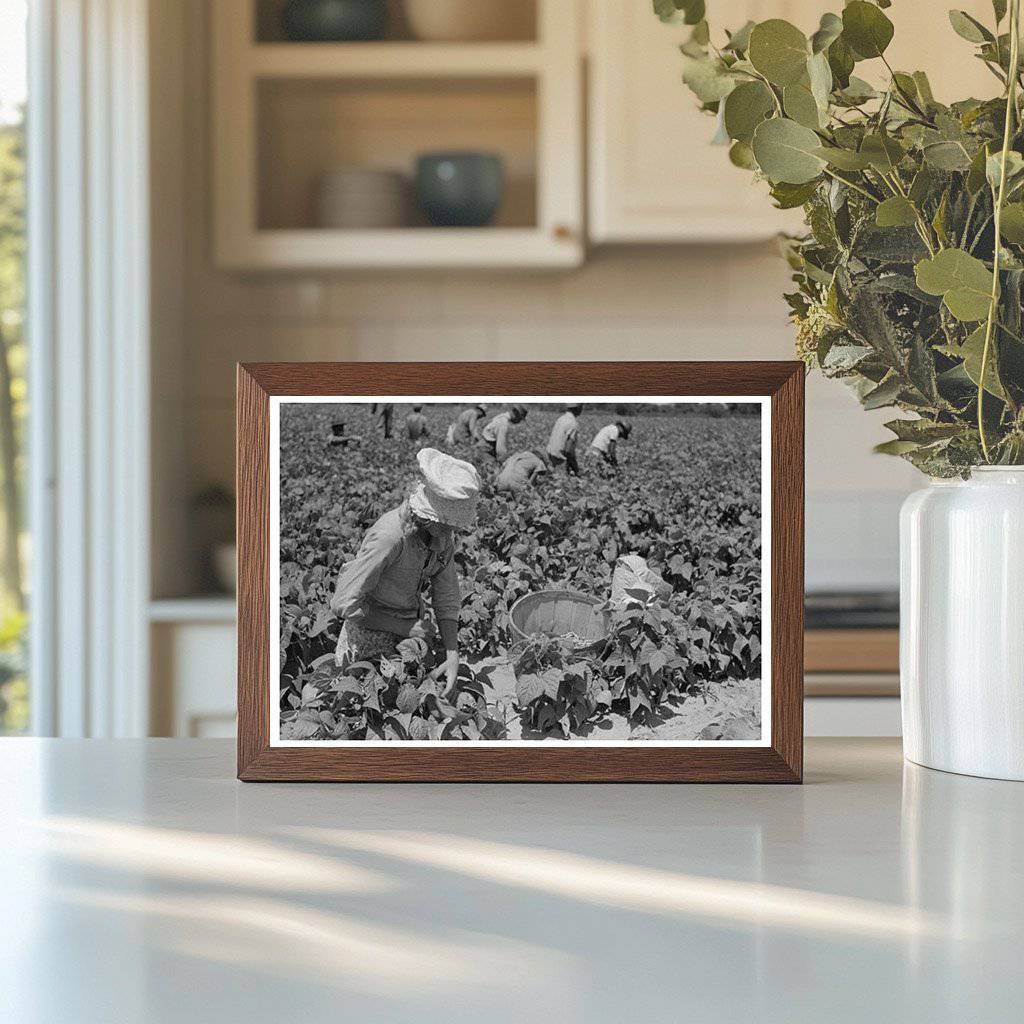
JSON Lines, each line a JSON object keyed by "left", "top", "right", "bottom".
{"left": 271, "top": 396, "right": 770, "bottom": 745}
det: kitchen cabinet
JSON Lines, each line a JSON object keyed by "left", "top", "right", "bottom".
{"left": 211, "top": 1, "right": 1003, "bottom": 263}
{"left": 211, "top": 0, "right": 583, "bottom": 269}
{"left": 587, "top": 1, "right": 811, "bottom": 243}
{"left": 587, "top": 0, "right": 998, "bottom": 244}
{"left": 150, "top": 601, "right": 237, "bottom": 738}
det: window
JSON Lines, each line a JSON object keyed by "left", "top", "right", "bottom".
{"left": 0, "top": 0, "right": 28, "bottom": 734}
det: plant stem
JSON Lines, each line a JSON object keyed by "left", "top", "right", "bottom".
{"left": 979, "top": 0, "right": 1021, "bottom": 462}
{"left": 821, "top": 167, "right": 879, "bottom": 203}
{"left": 968, "top": 212, "right": 994, "bottom": 253}
{"left": 962, "top": 189, "right": 980, "bottom": 248}
{"left": 750, "top": 69, "right": 783, "bottom": 116}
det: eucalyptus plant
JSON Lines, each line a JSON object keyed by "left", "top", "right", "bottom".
{"left": 659, "top": 0, "right": 1024, "bottom": 475}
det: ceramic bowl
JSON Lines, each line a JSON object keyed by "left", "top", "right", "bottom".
{"left": 314, "top": 167, "right": 409, "bottom": 228}
{"left": 403, "top": 0, "right": 534, "bottom": 42}
{"left": 280, "top": 0, "right": 388, "bottom": 42}
{"left": 414, "top": 152, "right": 505, "bottom": 228}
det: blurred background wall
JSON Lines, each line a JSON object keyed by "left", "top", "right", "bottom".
{"left": 152, "top": 0, "right": 921, "bottom": 604}
{"left": 148, "top": 0, "right": 993, "bottom": 736}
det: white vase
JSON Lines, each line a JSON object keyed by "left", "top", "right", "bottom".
{"left": 900, "top": 467, "right": 1024, "bottom": 780}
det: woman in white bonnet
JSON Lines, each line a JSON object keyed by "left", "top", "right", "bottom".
{"left": 331, "top": 447, "right": 481, "bottom": 693}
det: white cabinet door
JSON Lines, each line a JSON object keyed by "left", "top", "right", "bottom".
{"left": 588, "top": 1, "right": 813, "bottom": 243}
{"left": 151, "top": 618, "right": 237, "bottom": 738}
{"left": 587, "top": 1, "right": 998, "bottom": 244}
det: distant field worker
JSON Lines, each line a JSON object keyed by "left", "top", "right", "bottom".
{"left": 370, "top": 402, "right": 394, "bottom": 439}
{"left": 446, "top": 404, "right": 487, "bottom": 445}
{"left": 331, "top": 447, "right": 481, "bottom": 692}
{"left": 546, "top": 403, "right": 582, "bottom": 475}
{"left": 326, "top": 421, "right": 362, "bottom": 448}
{"left": 496, "top": 450, "right": 549, "bottom": 493}
{"left": 405, "top": 405, "right": 429, "bottom": 441}
{"left": 590, "top": 420, "right": 632, "bottom": 467}
{"left": 480, "top": 404, "right": 527, "bottom": 461}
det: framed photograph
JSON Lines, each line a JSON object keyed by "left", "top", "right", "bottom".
{"left": 237, "top": 362, "right": 803, "bottom": 782}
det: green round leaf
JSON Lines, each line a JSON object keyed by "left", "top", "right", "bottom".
{"left": 924, "top": 141, "right": 973, "bottom": 172}
{"left": 842, "top": 1, "right": 894, "bottom": 59}
{"left": 875, "top": 196, "right": 918, "bottom": 228}
{"left": 828, "top": 35, "right": 855, "bottom": 88}
{"left": 724, "top": 80, "right": 775, "bottom": 142}
{"left": 748, "top": 19, "right": 810, "bottom": 86}
{"left": 807, "top": 51, "right": 833, "bottom": 108}
{"left": 783, "top": 83, "right": 821, "bottom": 129}
{"left": 967, "top": 143, "right": 992, "bottom": 194}
{"left": 814, "top": 145, "right": 871, "bottom": 171}
{"left": 724, "top": 20, "right": 755, "bottom": 53}
{"left": 912, "top": 71, "right": 935, "bottom": 103}
{"left": 914, "top": 249, "right": 994, "bottom": 322}
{"left": 728, "top": 140, "right": 758, "bottom": 170}
{"left": 874, "top": 439, "right": 922, "bottom": 456}
{"left": 681, "top": 55, "right": 736, "bottom": 103}
{"left": 914, "top": 249, "right": 989, "bottom": 295}
{"left": 986, "top": 150, "right": 1024, "bottom": 189}
{"left": 681, "top": 0, "right": 705, "bottom": 25}
{"left": 810, "top": 12, "right": 843, "bottom": 54}
{"left": 860, "top": 133, "right": 906, "bottom": 172}
{"left": 958, "top": 325, "right": 1007, "bottom": 398}
{"left": 752, "top": 117, "right": 826, "bottom": 184}
{"left": 836, "top": 76, "right": 877, "bottom": 105}
{"left": 999, "top": 202, "right": 1024, "bottom": 243}
{"left": 892, "top": 72, "right": 919, "bottom": 102}
{"left": 909, "top": 165, "right": 937, "bottom": 204}
{"left": 653, "top": 0, "right": 677, "bottom": 23}
{"left": 654, "top": 0, "right": 705, "bottom": 25}
{"left": 948, "top": 10, "right": 993, "bottom": 44}
{"left": 770, "top": 179, "right": 820, "bottom": 209}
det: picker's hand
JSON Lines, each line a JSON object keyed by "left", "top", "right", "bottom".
{"left": 443, "top": 649, "right": 460, "bottom": 694}
{"left": 427, "top": 649, "right": 461, "bottom": 698}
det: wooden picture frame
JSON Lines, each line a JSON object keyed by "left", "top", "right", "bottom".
{"left": 237, "top": 362, "right": 804, "bottom": 782}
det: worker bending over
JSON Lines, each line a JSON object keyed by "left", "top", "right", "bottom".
{"left": 547, "top": 404, "right": 582, "bottom": 476}
{"left": 496, "top": 449, "right": 549, "bottom": 493}
{"left": 590, "top": 420, "right": 632, "bottom": 469}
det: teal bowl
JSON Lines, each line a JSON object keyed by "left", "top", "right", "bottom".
{"left": 281, "top": 0, "right": 388, "bottom": 42}
{"left": 415, "top": 152, "right": 505, "bottom": 228}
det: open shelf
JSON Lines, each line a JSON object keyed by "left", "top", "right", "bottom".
{"left": 213, "top": 0, "right": 582, "bottom": 268}
{"left": 220, "top": 227, "right": 578, "bottom": 269}
{"left": 249, "top": 42, "right": 544, "bottom": 77}
{"left": 257, "top": 76, "right": 537, "bottom": 232}
{"left": 254, "top": 0, "right": 538, "bottom": 45}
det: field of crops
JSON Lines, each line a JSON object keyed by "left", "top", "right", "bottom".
{"left": 277, "top": 402, "right": 763, "bottom": 742}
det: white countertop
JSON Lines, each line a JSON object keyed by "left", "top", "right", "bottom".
{"left": 1, "top": 738, "right": 1021, "bottom": 1023}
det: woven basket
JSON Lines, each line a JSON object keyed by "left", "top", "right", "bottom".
{"left": 509, "top": 589, "right": 610, "bottom": 655}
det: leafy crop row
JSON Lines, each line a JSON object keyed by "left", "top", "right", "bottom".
{"left": 278, "top": 404, "right": 762, "bottom": 741}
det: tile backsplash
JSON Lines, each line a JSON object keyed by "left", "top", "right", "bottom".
{"left": 171, "top": 248, "right": 917, "bottom": 595}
